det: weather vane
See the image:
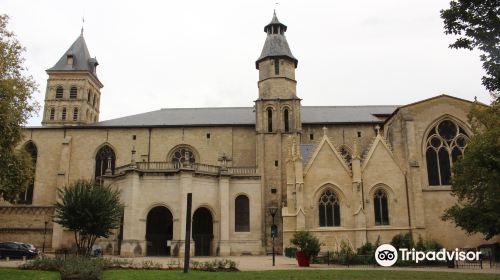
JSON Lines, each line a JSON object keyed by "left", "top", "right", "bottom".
{"left": 81, "top": 17, "right": 85, "bottom": 35}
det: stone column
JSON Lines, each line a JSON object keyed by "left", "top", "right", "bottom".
{"left": 52, "top": 136, "right": 71, "bottom": 250}
{"left": 218, "top": 173, "right": 231, "bottom": 256}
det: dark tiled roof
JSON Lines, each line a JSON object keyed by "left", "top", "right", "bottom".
{"left": 300, "top": 144, "right": 316, "bottom": 166}
{"left": 90, "top": 105, "right": 398, "bottom": 127}
{"left": 47, "top": 34, "right": 99, "bottom": 80}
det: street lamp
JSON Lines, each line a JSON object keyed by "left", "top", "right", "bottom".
{"left": 268, "top": 206, "right": 279, "bottom": 266}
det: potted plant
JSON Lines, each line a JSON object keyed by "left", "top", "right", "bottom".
{"left": 290, "top": 230, "right": 321, "bottom": 267}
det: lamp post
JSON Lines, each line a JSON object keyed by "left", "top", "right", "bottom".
{"left": 268, "top": 206, "right": 278, "bottom": 266}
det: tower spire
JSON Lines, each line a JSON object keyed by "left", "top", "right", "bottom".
{"left": 256, "top": 10, "right": 297, "bottom": 69}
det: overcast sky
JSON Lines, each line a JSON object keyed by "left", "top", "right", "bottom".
{"left": 3, "top": 0, "right": 491, "bottom": 126}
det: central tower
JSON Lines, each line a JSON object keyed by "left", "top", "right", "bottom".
{"left": 255, "top": 11, "right": 302, "bottom": 253}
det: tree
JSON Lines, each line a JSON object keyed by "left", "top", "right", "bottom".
{"left": 0, "top": 14, "right": 39, "bottom": 202}
{"left": 440, "top": 0, "right": 500, "bottom": 94}
{"left": 442, "top": 101, "right": 500, "bottom": 239}
{"left": 54, "top": 180, "right": 124, "bottom": 256}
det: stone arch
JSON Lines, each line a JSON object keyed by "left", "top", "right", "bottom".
{"left": 311, "top": 183, "right": 347, "bottom": 228}
{"left": 367, "top": 183, "right": 393, "bottom": 226}
{"left": 146, "top": 206, "right": 173, "bottom": 256}
{"left": 192, "top": 206, "right": 214, "bottom": 256}
{"left": 166, "top": 144, "right": 200, "bottom": 164}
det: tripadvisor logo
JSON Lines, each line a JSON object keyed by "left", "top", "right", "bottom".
{"left": 374, "top": 244, "right": 482, "bottom": 267}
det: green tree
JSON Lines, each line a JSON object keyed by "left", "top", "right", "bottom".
{"left": 442, "top": 102, "right": 500, "bottom": 240}
{"left": 440, "top": 0, "right": 500, "bottom": 94}
{"left": 54, "top": 180, "right": 124, "bottom": 256}
{"left": 0, "top": 14, "right": 39, "bottom": 202}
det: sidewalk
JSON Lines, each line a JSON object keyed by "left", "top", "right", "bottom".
{"left": 1, "top": 255, "right": 499, "bottom": 274}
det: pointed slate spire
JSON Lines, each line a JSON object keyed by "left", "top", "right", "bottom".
{"left": 47, "top": 33, "right": 99, "bottom": 80}
{"left": 256, "top": 10, "right": 298, "bottom": 69}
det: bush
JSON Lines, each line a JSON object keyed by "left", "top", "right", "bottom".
{"left": 59, "top": 257, "right": 104, "bottom": 280}
{"left": 290, "top": 230, "right": 322, "bottom": 259}
{"left": 339, "top": 240, "right": 355, "bottom": 264}
{"left": 20, "top": 257, "right": 63, "bottom": 271}
{"left": 391, "top": 233, "right": 413, "bottom": 250}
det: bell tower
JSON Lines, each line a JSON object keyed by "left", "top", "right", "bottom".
{"left": 255, "top": 11, "right": 301, "bottom": 253}
{"left": 42, "top": 31, "right": 103, "bottom": 126}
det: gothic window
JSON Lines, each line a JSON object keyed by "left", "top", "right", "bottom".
{"left": 339, "top": 146, "right": 352, "bottom": 168}
{"left": 319, "top": 190, "right": 340, "bottom": 227}
{"left": 87, "top": 90, "right": 91, "bottom": 102}
{"left": 61, "top": 107, "right": 67, "bottom": 120}
{"left": 235, "top": 195, "right": 250, "bottom": 232}
{"left": 70, "top": 86, "right": 77, "bottom": 99}
{"left": 170, "top": 147, "right": 195, "bottom": 165}
{"left": 19, "top": 142, "right": 37, "bottom": 204}
{"left": 425, "top": 119, "right": 469, "bottom": 186}
{"left": 49, "top": 108, "right": 55, "bottom": 120}
{"left": 284, "top": 109, "right": 290, "bottom": 132}
{"left": 95, "top": 145, "right": 116, "bottom": 179}
{"left": 267, "top": 108, "right": 273, "bottom": 132}
{"left": 274, "top": 58, "right": 280, "bottom": 75}
{"left": 73, "top": 108, "right": 78, "bottom": 121}
{"left": 55, "top": 86, "right": 63, "bottom": 99}
{"left": 374, "top": 189, "right": 389, "bottom": 225}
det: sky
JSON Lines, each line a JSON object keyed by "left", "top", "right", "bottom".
{"left": 3, "top": 0, "right": 491, "bottom": 126}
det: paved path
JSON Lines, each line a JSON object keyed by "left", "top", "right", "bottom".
{"left": 1, "top": 255, "right": 498, "bottom": 274}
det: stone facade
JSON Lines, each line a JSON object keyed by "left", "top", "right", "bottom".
{"left": 1, "top": 12, "right": 498, "bottom": 256}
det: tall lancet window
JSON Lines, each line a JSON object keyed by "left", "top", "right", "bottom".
{"left": 274, "top": 58, "right": 280, "bottom": 75}
{"left": 267, "top": 108, "right": 273, "bottom": 132}
{"left": 95, "top": 145, "right": 116, "bottom": 180}
{"left": 284, "top": 109, "right": 290, "bottom": 132}
{"left": 319, "top": 190, "right": 340, "bottom": 227}
{"left": 374, "top": 189, "right": 389, "bottom": 225}
{"left": 425, "top": 119, "right": 469, "bottom": 186}
{"left": 235, "top": 195, "right": 250, "bottom": 232}
{"left": 19, "top": 142, "right": 37, "bottom": 204}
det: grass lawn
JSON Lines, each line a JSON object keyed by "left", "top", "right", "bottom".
{"left": 1, "top": 268, "right": 498, "bottom": 280}
{"left": 103, "top": 270, "right": 499, "bottom": 280}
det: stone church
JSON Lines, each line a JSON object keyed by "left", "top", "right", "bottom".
{"left": 1, "top": 11, "right": 496, "bottom": 257}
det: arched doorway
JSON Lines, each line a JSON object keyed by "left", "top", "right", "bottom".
{"left": 192, "top": 207, "right": 213, "bottom": 256}
{"left": 146, "top": 206, "right": 173, "bottom": 256}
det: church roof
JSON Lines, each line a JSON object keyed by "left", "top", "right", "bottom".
{"left": 47, "top": 33, "right": 100, "bottom": 80}
{"left": 88, "top": 105, "right": 398, "bottom": 127}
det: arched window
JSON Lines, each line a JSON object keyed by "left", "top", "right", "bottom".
{"left": 70, "top": 86, "right": 77, "bottom": 99}
{"left": 425, "top": 119, "right": 469, "bottom": 186}
{"left": 274, "top": 58, "right": 280, "bottom": 75}
{"left": 339, "top": 146, "right": 352, "bottom": 168}
{"left": 61, "top": 107, "right": 67, "bottom": 120}
{"left": 170, "top": 147, "right": 195, "bottom": 165}
{"left": 55, "top": 86, "right": 63, "bottom": 99}
{"left": 19, "top": 142, "right": 37, "bottom": 204}
{"left": 284, "top": 109, "right": 290, "bottom": 132}
{"left": 95, "top": 145, "right": 116, "bottom": 179}
{"left": 319, "top": 190, "right": 340, "bottom": 227}
{"left": 374, "top": 189, "right": 389, "bottom": 225}
{"left": 235, "top": 195, "right": 250, "bottom": 232}
{"left": 267, "top": 108, "right": 273, "bottom": 132}
{"left": 49, "top": 108, "right": 55, "bottom": 120}
{"left": 73, "top": 108, "right": 78, "bottom": 121}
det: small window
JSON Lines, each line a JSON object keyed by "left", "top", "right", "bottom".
{"left": 206, "top": 133, "right": 211, "bottom": 139}
{"left": 73, "top": 108, "right": 78, "bottom": 121}
{"left": 274, "top": 160, "right": 278, "bottom": 167}
{"left": 267, "top": 108, "right": 273, "bottom": 132}
{"left": 49, "top": 108, "right": 55, "bottom": 120}
{"left": 70, "top": 86, "right": 77, "bottom": 99}
{"left": 284, "top": 109, "right": 289, "bottom": 132}
{"left": 55, "top": 86, "right": 63, "bottom": 99}
{"left": 271, "top": 188, "right": 277, "bottom": 194}
{"left": 310, "top": 133, "right": 314, "bottom": 140}
{"left": 61, "top": 108, "right": 67, "bottom": 120}
{"left": 67, "top": 54, "right": 74, "bottom": 65}
{"left": 235, "top": 195, "right": 250, "bottom": 232}
{"left": 357, "top": 131, "right": 362, "bottom": 137}
{"left": 274, "top": 58, "right": 280, "bottom": 75}
{"left": 132, "top": 135, "right": 136, "bottom": 140}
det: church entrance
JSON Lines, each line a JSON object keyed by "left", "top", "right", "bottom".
{"left": 192, "top": 207, "right": 213, "bottom": 256}
{"left": 146, "top": 206, "right": 173, "bottom": 256}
